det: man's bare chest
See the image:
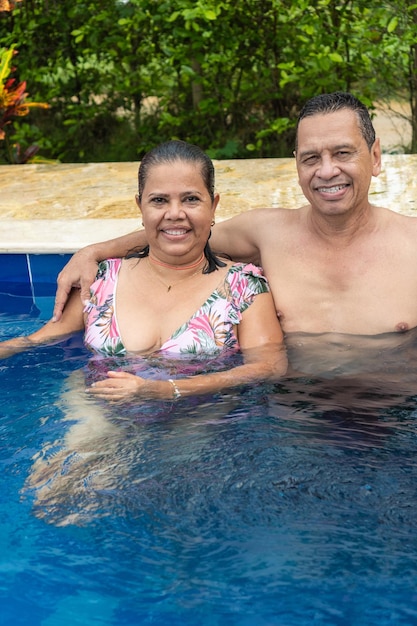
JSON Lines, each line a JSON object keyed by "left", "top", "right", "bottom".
{"left": 263, "top": 249, "right": 417, "bottom": 335}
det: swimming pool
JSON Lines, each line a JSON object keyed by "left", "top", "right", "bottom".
{"left": 2, "top": 255, "right": 417, "bottom": 625}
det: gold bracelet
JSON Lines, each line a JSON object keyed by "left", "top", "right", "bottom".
{"left": 168, "top": 379, "right": 182, "bottom": 400}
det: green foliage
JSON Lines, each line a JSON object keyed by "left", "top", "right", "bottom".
{"left": 0, "top": 0, "right": 416, "bottom": 162}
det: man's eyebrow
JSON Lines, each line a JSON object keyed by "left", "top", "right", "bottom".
{"left": 297, "top": 149, "right": 318, "bottom": 159}
{"left": 297, "top": 143, "right": 356, "bottom": 158}
{"left": 332, "top": 143, "right": 356, "bottom": 150}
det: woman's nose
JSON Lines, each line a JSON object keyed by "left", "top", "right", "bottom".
{"left": 165, "top": 201, "right": 185, "bottom": 219}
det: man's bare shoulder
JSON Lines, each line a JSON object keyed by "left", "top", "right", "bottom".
{"left": 374, "top": 207, "right": 417, "bottom": 264}
{"left": 378, "top": 205, "right": 417, "bottom": 231}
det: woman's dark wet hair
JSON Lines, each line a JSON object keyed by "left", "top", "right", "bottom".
{"left": 295, "top": 92, "right": 376, "bottom": 151}
{"left": 137, "top": 139, "right": 215, "bottom": 203}
{"left": 127, "top": 140, "right": 226, "bottom": 273}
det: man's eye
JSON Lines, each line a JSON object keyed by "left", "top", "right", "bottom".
{"left": 151, "top": 197, "right": 166, "bottom": 204}
{"left": 302, "top": 155, "right": 319, "bottom": 165}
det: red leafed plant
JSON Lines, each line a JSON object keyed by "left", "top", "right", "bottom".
{"left": 0, "top": 0, "right": 24, "bottom": 10}
{"left": 0, "top": 46, "right": 50, "bottom": 163}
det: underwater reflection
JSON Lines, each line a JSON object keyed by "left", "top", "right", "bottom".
{"left": 268, "top": 326, "right": 417, "bottom": 448}
{"left": 23, "top": 350, "right": 268, "bottom": 526}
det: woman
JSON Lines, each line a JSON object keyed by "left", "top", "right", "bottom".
{"left": 1, "top": 140, "right": 286, "bottom": 399}
{"left": 5, "top": 140, "right": 287, "bottom": 525}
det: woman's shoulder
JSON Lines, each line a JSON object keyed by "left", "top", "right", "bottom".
{"left": 95, "top": 258, "right": 123, "bottom": 280}
{"left": 99, "top": 257, "right": 123, "bottom": 267}
{"left": 227, "top": 261, "right": 265, "bottom": 278}
{"left": 224, "top": 262, "right": 269, "bottom": 297}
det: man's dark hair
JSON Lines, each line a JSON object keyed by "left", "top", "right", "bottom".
{"left": 295, "top": 92, "right": 376, "bottom": 151}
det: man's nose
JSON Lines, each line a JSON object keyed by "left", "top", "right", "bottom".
{"left": 316, "top": 155, "right": 340, "bottom": 179}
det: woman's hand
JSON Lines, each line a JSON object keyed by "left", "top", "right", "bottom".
{"left": 86, "top": 370, "right": 163, "bottom": 403}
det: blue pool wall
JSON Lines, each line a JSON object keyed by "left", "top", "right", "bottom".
{"left": 0, "top": 254, "right": 71, "bottom": 319}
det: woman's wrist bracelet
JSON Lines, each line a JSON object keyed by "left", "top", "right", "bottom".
{"left": 168, "top": 379, "right": 182, "bottom": 400}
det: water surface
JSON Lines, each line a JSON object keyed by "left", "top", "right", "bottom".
{"left": 2, "top": 315, "right": 417, "bottom": 625}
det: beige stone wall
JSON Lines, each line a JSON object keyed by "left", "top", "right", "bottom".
{"left": 1, "top": 155, "right": 417, "bottom": 252}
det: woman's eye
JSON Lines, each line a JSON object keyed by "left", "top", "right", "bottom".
{"left": 151, "top": 197, "right": 166, "bottom": 204}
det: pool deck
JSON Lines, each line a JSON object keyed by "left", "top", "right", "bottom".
{"left": 2, "top": 155, "right": 417, "bottom": 253}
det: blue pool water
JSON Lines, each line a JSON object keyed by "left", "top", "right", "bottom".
{"left": 2, "top": 255, "right": 417, "bottom": 625}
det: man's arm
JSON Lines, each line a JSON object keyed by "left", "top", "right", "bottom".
{"left": 53, "top": 229, "right": 148, "bottom": 321}
{"left": 54, "top": 209, "right": 263, "bottom": 321}
{"left": 209, "top": 210, "right": 262, "bottom": 263}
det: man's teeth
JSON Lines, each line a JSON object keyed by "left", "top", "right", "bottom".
{"left": 317, "top": 185, "right": 347, "bottom": 194}
{"left": 165, "top": 229, "right": 186, "bottom": 235}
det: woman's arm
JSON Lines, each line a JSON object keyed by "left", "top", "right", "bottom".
{"left": 0, "top": 289, "right": 85, "bottom": 359}
{"left": 87, "top": 290, "right": 286, "bottom": 402}
{"left": 166, "top": 290, "right": 287, "bottom": 396}
{"left": 53, "top": 230, "right": 148, "bottom": 321}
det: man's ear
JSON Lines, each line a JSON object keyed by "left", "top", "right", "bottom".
{"left": 371, "top": 138, "right": 382, "bottom": 178}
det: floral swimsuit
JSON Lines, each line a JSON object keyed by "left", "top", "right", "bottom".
{"left": 84, "top": 258, "right": 270, "bottom": 357}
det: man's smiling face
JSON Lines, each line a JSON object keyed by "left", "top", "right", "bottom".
{"left": 295, "top": 109, "right": 381, "bottom": 219}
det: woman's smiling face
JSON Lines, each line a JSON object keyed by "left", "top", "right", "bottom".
{"left": 137, "top": 160, "right": 219, "bottom": 265}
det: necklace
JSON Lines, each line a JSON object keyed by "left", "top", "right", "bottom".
{"left": 148, "top": 252, "right": 205, "bottom": 271}
{"left": 147, "top": 257, "right": 206, "bottom": 292}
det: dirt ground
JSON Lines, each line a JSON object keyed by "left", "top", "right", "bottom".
{"left": 373, "top": 101, "right": 412, "bottom": 153}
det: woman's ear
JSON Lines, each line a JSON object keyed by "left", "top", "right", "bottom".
{"left": 135, "top": 194, "right": 144, "bottom": 226}
{"left": 135, "top": 194, "right": 142, "bottom": 213}
{"left": 212, "top": 192, "right": 220, "bottom": 214}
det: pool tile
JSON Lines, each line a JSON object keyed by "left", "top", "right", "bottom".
{"left": 0, "top": 254, "right": 31, "bottom": 295}
{"left": 29, "top": 253, "right": 72, "bottom": 296}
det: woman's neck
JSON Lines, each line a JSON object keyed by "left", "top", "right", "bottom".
{"left": 148, "top": 251, "right": 205, "bottom": 271}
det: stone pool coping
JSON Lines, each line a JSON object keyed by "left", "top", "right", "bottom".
{"left": 2, "top": 155, "right": 417, "bottom": 253}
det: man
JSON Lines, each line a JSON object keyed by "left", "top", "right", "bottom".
{"left": 53, "top": 92, "right": 417, "bottom": 387}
